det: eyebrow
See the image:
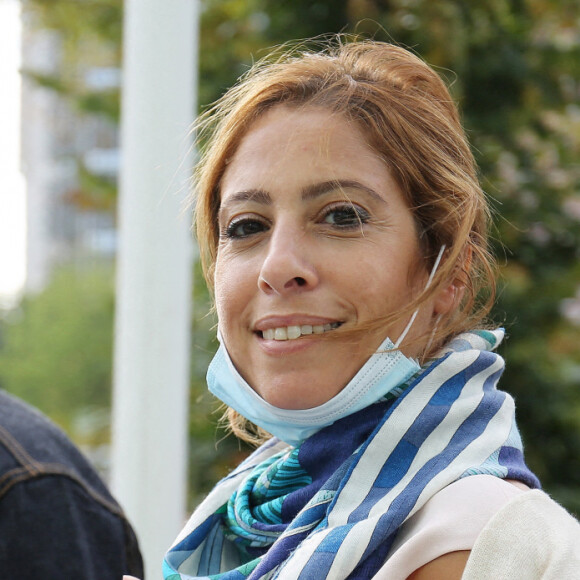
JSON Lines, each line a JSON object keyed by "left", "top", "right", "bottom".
{"left": 220, "top": 188, "right": 270, "bottom": 205}
{"left": 302, "top": 179, "right": 387, "bottom": 205}
{"left": 219, "top": 179, "right": 388, "bottom": 213}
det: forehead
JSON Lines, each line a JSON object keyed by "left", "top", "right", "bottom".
{"left": 219, "top": 105, "right": 391, "bottom": 198}
{"left": 231, "top": 105, "right": 371, "bottom": 154}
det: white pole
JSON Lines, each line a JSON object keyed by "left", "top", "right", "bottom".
{"left": 111, "top": 1, "right": 198, "bottom": 578}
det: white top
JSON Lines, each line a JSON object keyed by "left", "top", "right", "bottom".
{"left": 463, "top": 488, "right": 580, "bottom": 579}
{"left": 373, "top": 475, "right": 527, "bottom": 579}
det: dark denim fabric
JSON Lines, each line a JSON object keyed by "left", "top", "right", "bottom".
{"left": 0, "top": 390, "right": 144, "bottom": 579}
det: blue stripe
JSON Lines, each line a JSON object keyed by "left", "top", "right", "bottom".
{"left": 173, "top": 514, "right": 220, "bottom": 554}
{"left": 290, "top": 356, "right": 458, "bottom": 578}
{"left": 297, "top": 550, "right": 340, "bottom": 580}
{"left": 348, "top": 352, "right": 496, "bottom": 523}
{"left": 303, "top": 353, "right": 502, "bottom": 578}
{"left": 356, "top": 362, "right": 505, "bottom": 571}
{"left": 200, "top": 518, "right": 227, "bottom": 575}
{"left": 321, "top": 354, "right": 452, "bottom": 516}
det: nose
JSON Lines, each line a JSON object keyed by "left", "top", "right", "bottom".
{"left": 257, "top": 224, "right": 319, "bottom": 295}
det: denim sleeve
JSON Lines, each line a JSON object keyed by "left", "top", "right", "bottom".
{"left": 0, "top": 473, "right": 144, "bottom": 579}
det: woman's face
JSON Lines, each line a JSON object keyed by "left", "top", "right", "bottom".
{"left": 214, "top": 105, "right": 435, "bottom": 409}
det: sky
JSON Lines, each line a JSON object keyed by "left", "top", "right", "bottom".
{"left": 0, "top": 0, "right": 27, "bottom": 307}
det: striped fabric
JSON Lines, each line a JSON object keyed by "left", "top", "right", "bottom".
{"left": 164, "top": 330, "right": 540, "bottom": 580}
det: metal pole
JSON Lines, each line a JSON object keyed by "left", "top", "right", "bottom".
{"left": 111, "top": 1, "right": 198, "bottom": 577}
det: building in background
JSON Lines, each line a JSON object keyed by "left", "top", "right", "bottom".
{"left": 20, "top": 10, "right": 120, "bottom": 294}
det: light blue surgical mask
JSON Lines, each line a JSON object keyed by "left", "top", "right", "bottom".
{"left": 207, "top": 335, "right": 420, "bottom": 447}
{"left": 207, "top": 246, "right": 445, "bottom": 447}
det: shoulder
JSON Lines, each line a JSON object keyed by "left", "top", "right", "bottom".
{"left": 462, "top": 489, "right": 580, "bottom": 579}
{"left": 0, "top": 389, "right": 77, "bottom": 459}
{"left": 0, "top": 390, "right": 124, "bottom": 519}
{"left": 374, "top": 475, "right": 527, "bottom": 579}
{"left": 0, "top": 391, "right": 144, "bottom": 577}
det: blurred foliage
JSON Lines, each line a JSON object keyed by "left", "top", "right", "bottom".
{"left": 0, "top": 267, "right": 114, "bottom": 442}
{"left": 70, "top": 164, "right": 118, "bottom": 212}
{"left": 8, "top": 0, "right": 580, "bottom": 511}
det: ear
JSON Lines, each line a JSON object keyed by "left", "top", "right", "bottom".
{"left": 433, "top": 247, "right": 472, "bottom": 316}
{"left": 433, "top": 280, "right": 464, "bottom": 315}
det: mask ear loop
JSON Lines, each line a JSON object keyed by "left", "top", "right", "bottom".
{"left": 394, "top": 244, "right": 447, "bottom": 349}
{"left": 424, "top": 313, "right": 443, "bottom": 357}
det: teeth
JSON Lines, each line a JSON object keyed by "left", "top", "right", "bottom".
{"left": 261, "top": 322, "right": 339, "bottom": 341}
{"left": 287, "top": 325, "right": 301, "bottom": 340}
{"left": 274, "top": 327, "right": 287, "bottom": 340}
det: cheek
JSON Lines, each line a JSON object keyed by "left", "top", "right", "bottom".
{"left": 214, "top": 286, "right": 241, "bottom": 347}
{"left": 350, "top": 257, "right": 419, "bottom": 320}
{"left": 214, "top": 256, "right": 254, "bottom": 325}
{"left": 213, "top": 259, "right": 233, "bottom": 322}
{"left": 361, "top": 256, "right": 405, "bottom": 294}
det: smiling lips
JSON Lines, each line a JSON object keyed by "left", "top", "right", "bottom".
{"left": 261, "top": 322, "right": 341, "bottom": 341}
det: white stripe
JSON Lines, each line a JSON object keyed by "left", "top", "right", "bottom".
{"left": 291, "top": 357, "right": 510, "bottom": 578}
{"left": 326, "top": 519, "right": 377, "bottom": 578}
{"left": 367, "top": 354, "right": 504, "bottom": 520}
{"left": 274, "top": 528, "right": 334, "bottom": 579}
{"left": 327, "top": 350, "right": 481, "bottom": 526}
{"left": 319, "top": 357, "right": 503, "bottom": 575}
{"left": 280, "top": 351, "right": 497, "bottom": 577}
{"left": 412, "top": 393, "right": 514, "bottom": 517}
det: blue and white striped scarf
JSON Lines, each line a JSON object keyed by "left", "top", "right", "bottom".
{"left": 164, "top": 330, "right": 540, "bottom": 579}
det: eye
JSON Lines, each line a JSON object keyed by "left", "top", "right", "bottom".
{"left": 223, "top": 217, "right": 268, "bottom": 239}
{"left": 321, "top": 203, "right": 370, "bottom": 229}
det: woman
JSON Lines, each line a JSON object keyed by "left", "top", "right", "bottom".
{"left": 160, "top": 39, "right": 580, "bottom": 579}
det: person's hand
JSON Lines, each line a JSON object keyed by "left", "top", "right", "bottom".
{"left": 123, "top": 576, "right": 141, "bottom": 580}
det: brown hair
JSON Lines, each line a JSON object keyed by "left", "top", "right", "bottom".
{"left": 193, "top": 38, "right": 496, "bottom": 443}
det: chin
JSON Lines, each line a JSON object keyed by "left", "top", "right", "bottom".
{"left": 257, "top": 375, "right": 344, "bottom": 410}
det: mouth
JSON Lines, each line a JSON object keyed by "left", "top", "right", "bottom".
{"left": 259, "top": 322, "right": 342, "bottom": 341}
